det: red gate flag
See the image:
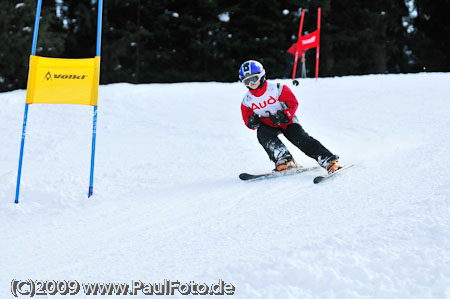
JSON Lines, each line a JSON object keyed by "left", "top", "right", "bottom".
{"left": 298, "top": 30, "right": 319, "bottom": 51}
{"left": 289, "top": 30, "right": 319, "bottom": 54}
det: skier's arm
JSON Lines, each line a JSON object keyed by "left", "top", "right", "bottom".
{"left": 278, "top": 85, "right": 298, "bottom": 120}
{"left": 241, "top": 103, "right": 259, "bottom": 130}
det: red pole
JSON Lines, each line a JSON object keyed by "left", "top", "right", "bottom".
{"left": 315, "top": 7, "right": 321, "bottom": 80}
{"left": 292, "top": 9, "right": 305, "bottom": 80}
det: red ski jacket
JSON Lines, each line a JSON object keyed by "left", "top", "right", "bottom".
{"left": 241, "top": 81, "right": 298, "bottom": 130}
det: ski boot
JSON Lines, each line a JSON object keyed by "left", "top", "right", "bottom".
{"left": 274, "top": 158, "right": 297, "bottom": 172}
{"left": 325, "top": 159, "right": 340, "bottom": 174}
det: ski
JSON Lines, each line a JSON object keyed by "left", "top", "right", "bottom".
{"left": 239, "top": 166, "right": 320, "bottom": 181}
{"left": 313, "top": 164, "right": 354, "bottom": 184}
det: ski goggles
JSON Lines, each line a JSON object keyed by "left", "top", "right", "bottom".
{"left": 241, "top": 72, "right": 265, "bottom": 86}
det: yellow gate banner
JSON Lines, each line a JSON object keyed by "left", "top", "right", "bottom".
{"left": 26, "top": 55, "right": 100, "bottom": 106}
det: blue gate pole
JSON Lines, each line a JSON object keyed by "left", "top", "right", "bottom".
{"left": 96, "top": 0, "right": 103, "bottom": 57}
{"left": 15, "top": 0, "right": 43, "bottom": 204}
{"left": 15, "top": 104, "right": 30, "bottom": 204}
{"left": 88, "top": 0, "right": 103, "bottom": 198}
{"left": 88, "top": 106, "right": 97, "bottom": 198}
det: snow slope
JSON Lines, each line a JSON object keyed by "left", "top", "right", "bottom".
{"left": 1, "top": 73, "right": 450, "bottom": 298}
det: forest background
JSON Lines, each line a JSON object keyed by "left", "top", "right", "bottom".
{"left": 0, "top": 0, "right": 449, "bottom": 92}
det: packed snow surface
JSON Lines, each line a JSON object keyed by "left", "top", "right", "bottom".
{"left": 1, "top": 73, "right": 450, "bottom": 298}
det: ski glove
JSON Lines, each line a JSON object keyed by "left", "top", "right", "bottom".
{"left": 268, "top": 111, "right": 290, "bottom": 125}
{"left": 247, "top": 114, "right": 261, "bottom": 129}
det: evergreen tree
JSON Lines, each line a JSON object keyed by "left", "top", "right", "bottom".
{"left": 59, "top": 0, "right": 97, "bottom": 58}
{"left": 0, "top": 0, "right": 64, "bottom": 92}
{"left": 216, "top": 0, "right": 308, "bottom": 81}
{"left": 316, "top": 0, "right": 409, "bottom": 76}
{"left": 147, "top": 0, "right": 222, "bottom": 82}
{"left": 411, "top": 0, "right": 450, "bottom": 71}
{"left": 100, "top": 0, "right": 153, "bottom": 83}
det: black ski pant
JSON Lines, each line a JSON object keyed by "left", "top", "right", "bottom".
{"left": 257, "top": 123, "right": 337, "bottom": 166}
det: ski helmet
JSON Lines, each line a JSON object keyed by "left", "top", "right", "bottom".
{"left": 239, "top": 60, "right": 266, "bottom": 87}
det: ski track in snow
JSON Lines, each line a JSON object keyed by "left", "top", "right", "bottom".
{"left": 1, "top": 73, "right": 450, "bottom": 298}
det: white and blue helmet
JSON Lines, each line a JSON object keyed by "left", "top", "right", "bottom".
{"left": 239, "top": 60, "right": 266, "bottom": 87}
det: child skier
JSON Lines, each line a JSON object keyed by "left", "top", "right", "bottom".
{"left": 239, "top": 60, "right": 340, "bottom": 173}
